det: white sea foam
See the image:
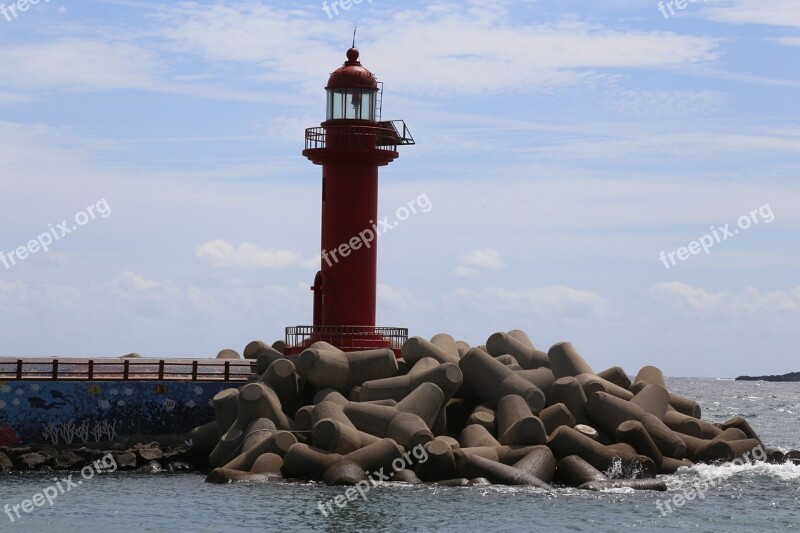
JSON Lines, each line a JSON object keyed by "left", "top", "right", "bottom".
{"left": 678, "top": 460, "right": 800, "bottom": 486}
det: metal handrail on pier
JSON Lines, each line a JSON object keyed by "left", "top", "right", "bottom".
{"left": 0, "top": 358, "right": 256, "bottom": 382}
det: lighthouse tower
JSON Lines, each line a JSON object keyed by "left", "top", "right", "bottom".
{"left": 286, "top": 47, "right": 414, "bottom": 355}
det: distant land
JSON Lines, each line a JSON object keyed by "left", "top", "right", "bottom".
{"left": 736, "top": 372, "right": 800, "bottom": 382}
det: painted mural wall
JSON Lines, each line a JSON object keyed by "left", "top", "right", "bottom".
{"left": 0, "top": 380, "right": 236, "bottom": 446}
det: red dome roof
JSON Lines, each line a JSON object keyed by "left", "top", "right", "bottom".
{"left": 326, "top": 48, "right": 378, "bottom": 90}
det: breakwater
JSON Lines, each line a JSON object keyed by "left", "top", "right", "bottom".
{"left": 192, "top": 333, "right": 800, "bottom": 490}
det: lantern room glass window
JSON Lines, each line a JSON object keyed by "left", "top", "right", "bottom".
{"left": 327, "top": 88, "right": 377, "bottom": 121}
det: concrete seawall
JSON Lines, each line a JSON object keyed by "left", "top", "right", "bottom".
{"left": 0, "top": 358, "right": 254, "bottom": 446}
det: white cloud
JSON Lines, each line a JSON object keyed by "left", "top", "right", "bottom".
{"left": 648, "top": 282, "right": 800, "bottom": 320}
{"left": 0, "top": 40, "right": 160, "bottom": 90}
{"left": 461, "top": 248, "right": 505, "bottom": 269}
{"left": 0, "top": 92, "right": 33, "bottom": 105}
{"left": 776, "top": 37, "right": 800, "bottom": 47}
{"left": 605, "top": 88, "right": 733, "bottom": 118}
{"left": 452, "top": 266, "right": 481, "bottom": 279}
{"left": 452, "top": 248, "right": 504, "bottom": 278}
{"left": 156, "top": 2, "right": 719, "bottom": 95}
{"left": 196, "top": 240, "right": 306, "bottom": 269}
{"left": 704, "top": 0, "right": 800, "bottom": 28}
{"left": 447, "top": 286, "right": 611, "bottom": 319}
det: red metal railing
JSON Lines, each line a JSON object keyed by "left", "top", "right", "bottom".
{"left": 304, "top": 120, "right": 414, "bottom": 151}
{"left": 0, "top": 358, "right": 256, "bottom": 382}
{"left": 285, "top": 325, "right": 408, "bottom": 352}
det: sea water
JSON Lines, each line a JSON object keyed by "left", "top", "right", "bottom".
{"left": 1, "top": 378, "right": 799, "bottom": 532}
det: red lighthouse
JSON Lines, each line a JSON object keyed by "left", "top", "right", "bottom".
{"left": 286, "top": 47, "right": 414, "bottom": 355}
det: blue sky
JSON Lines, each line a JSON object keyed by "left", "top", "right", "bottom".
{"left": 0, "top": 0, "right": 798, "bottom": 376}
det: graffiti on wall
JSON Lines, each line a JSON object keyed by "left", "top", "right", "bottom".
{"left": 0, "top": 381, "right": 235, "bottom": 446}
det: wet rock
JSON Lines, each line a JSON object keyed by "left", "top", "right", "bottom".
{"left": 53, "top": 450, "right": 86, "bottom": 470}
{"left": 0, "top": 451, "right": 13, "bottom": 471}
{"left": 15, "top": 452, "right": 49, "bottom": 470}
{"left": 112, "top": 451, "right": 138, "bottom": 470}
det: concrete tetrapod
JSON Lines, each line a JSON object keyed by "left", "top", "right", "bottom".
{"left": 402, "top": 337, "right": 460, "bottom": 366}
{"left": 467, "top": 405, "right": 496, "bottom": 433}
{"left": 311, "top": 400, "right": 380, "bottom": 453}
{"left": 430, "top": 333, "right": 461, "bottom": 362}
{"left": 615, "top": 420, "right": 664, "bottom": 467}
{"left": 415, "top": 438, "right": 457, "bottom": 482}
{"left": 675, "top": 428, "right": 752, "bottom": 463}
{"left": 455, "top": 341, "right": 471, "bottom": 358}
{"left": 223, "top": 428, "right": 297, "bottom": 472}
{"left": 294, "top": 405, "right": 314, "bottom": 431}
{"left": 496, "top": 354, "right": 521, "bottom": 370}
{"left": 633, "top": 366, "right": 667, "bottom": 389}
{"left": 512, "top": 446, "right": 557, "bottom": 483}
{"left": 640, "top": 413, "right": 687, "bottom": 460}
{"left": 668, "top": 394, "right": 702, "bottom": 419}
{"left": 673, "top": 431, "right": 714, "bottom": 462}
{"left": 260, "top": 358, "right": 301, "bottom": 417}
{"left": 460, "top": 348, "right": 545, "bottom": 412}
{"left": 547, "top": 342, "right": 594, "bottom": 379}
{"left": 548, "top": 377, "right": 591, "bottom": 426}
{"left": 248, "top": 340, "right": 284, "bottom": 373}
{"left": 212, "top": 389, "right": 239, "bottom": 435}
{"left": 312, "top": 419, "right": 368, "bottom": 454}
{"left": 323, "top": 461, "right": 367, "bottom": 486}
{"left": 454, "top": 445, "right": 543, "bottom": 466}
{"left": 459, "top": 424, "right": 501, "bottom": 448}
{"left": 283, "top": 443, "right": 343, "bottom": 480}
{"left": 271, "top": 340, "right": 286, "bottom": 354}
{"left": 538, "top": 403, "right": 576, "bottom": 436}
{"left": 250, "top": 453, "right": 284, "bottom": 475}
{"left": 585, "top": 391, "right": 646, "bottom": 437}
{"left": 596, "top": 366, "right": 632, "bottom": 389}
{"left": 721, "top": 417, "right": 765, "bottom": 449}
{"left": 630, "top": 384, "right": 671, "bottom": 420}
{"left": 395, "top": 382, "right": 447, "bottom": 429}
{"left": 342, "top": 438, "right": 406, "bottom": 475}
{"left": 217, "top": 349, "right": 241, "bottom": 360}
{"left": 209, "top": 383, "right": 289, "bottom": 467}
{"left": 663, "top": 410, "right": 722, "bottom": 439}
{"left": 575, "top": 373, "right": 634, "bottom": 401}
{"left": 358, "top": 361, "right": 462, "bottom": 402}
{"left": 497, "top": 394, "right": 547, "bottom": 446}
{"left": 695, "top": 438, "right": 763, "bottom": 464}
{"left": 320, "top": 439, "right": 410, "bottom": 485}
{"left": 343, "top": 402, "right": 434, "bottom": 449}
{"left": 190, "top": 421, "right": 222, "bottom": 461}
{"left": 515, "top": 368, "right": 556, "bottom": 399}
{"left": 547, "top": 426, "right": 657, "bottom": 476}
{"left": 455, "top": 453, "right": 551, "bottom": 488}
{"left": 554, "top": 455, "right": 666, "bottom": 491}
{"left": 658, "top": 456, "right": 694, "bottom": 475}
{"left": 297, "top": 348, "right": 398, "bottom": 392}
{"left": 486, "top": 332, "right": 549, "bottom": 370}
{"left": 504, "top": 330, "right": 532, "bottom": 348}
